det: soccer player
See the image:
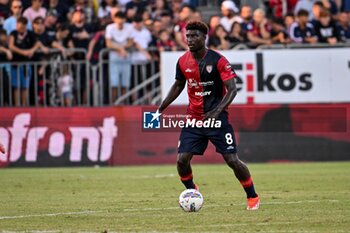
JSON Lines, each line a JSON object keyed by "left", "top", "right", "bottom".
{"left": 156, "top": 21, "right": 260, "bottom": 210}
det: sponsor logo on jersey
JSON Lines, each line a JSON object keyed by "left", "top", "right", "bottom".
{"left": 199, "top": 81, "right": 214, "bottom": 86}
{"left": 195, "top": 91, "right": 211, "bottom": 96}
{"left": 185, "top": 68, "right": 193, "bottom": 73}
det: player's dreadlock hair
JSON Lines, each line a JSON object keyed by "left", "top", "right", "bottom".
{"left": 186, "top": 21, "right": 209, "bottom": 35}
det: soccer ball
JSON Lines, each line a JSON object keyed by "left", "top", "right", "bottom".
{"left": 178, "top": 189, "right": 203, "bottom": 212}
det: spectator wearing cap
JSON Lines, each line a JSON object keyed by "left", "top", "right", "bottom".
{"left": 289, "top": 9, "right": 318, "bottom": 43}
{"left": 45, "top": 0, "right": 69, "bottom": 24}
{"left": 337, "top": 11, "right": 350, "bottom": 42}
{"left": 32, "top": 16, "right": 51, "bottom": 49}
{"left": 105, "top": 11, "right": 134, "bottom": 103}
{"left": 44, "top": 9, "right": 58, "bottom": 42}
{"left": 246, "top": 8, "right": 272, "bottom": 46}
{"left": 3, "top": 0, "right": 32, "bottom": 35}
{"left": 220, "top": 0, "right": 242, "bottom": 33}
{"left": 314, "top": 9, "right": 341, "bottom": 44}
{"left": 174, "top": 4, "right": 195, "bottom": 50}
{"left": 23, "top": 0, "right": 47, "bottom": 23}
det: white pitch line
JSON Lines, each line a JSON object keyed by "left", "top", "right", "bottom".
{"left": 123, "top": 199, "right": 339, "bottom": 212}
{"left": 125, "top": 174, "right": 176, "bottom": 179}
{"left": 0, "top": 199, "right": 340, "bottom": 220}
{"left": 1, "top": 231, "right": 60, "bottom": 233}
{"left": 0, "top": 210, "right": 103, "bottom": 220}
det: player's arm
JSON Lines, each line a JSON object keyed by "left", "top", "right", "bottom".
{"left": 204, "top": 78, "right": 237, "bottom": 120}
{"left": 158, "top": 79, "right": 186, "bottom": 113}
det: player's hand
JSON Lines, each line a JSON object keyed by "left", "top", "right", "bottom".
{"left": 203, "top": 108, "right": 221, "bottom": 121}
{"left": 0, "top": 143, "right": 6, "bottom": 154}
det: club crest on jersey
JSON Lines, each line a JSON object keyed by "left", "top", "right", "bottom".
{"left": 206, "top": 65, "right": 213, "bottom": 73}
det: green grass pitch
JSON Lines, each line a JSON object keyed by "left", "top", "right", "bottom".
{"left": 0, "top": 162, "right": 349, "bottom": 232}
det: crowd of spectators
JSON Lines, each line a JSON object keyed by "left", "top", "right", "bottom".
{"left": 0, "top": 0, "right": 349, "bottom": 106}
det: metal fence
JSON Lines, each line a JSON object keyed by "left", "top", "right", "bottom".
{"left": 1, "top": 43, "right": 350, "bottom": 107}
{"left": 0, "top": 48, "right": 161, "bottom": 107}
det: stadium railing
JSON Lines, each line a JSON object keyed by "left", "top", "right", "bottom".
{"left": 0, "top": 47, "right": 161, "bottom": 107}
{"left": 0, "top": 48, "right": 89, "bottom": 107}
{"left": 1, "top": 43, "right": 350, "bottom": 107}
{"left": 97, "top": 47, "right": 160, "bottom": 106}
{"left": 256, "top": 42, "right": 350, "bottom": 50}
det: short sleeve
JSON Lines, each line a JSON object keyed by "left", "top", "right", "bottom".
{"left": 105, "top": 25, "right": 112, "bottom": 39}
{"left": 175, "top": 61, "right": 186, "bottom": 81}
{"left": 217, "top": 56, "right": 236, "bottom": 82}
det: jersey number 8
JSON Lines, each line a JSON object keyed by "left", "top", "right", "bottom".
{"left": 225, "top": 133, "right": 233, "bottom": 145}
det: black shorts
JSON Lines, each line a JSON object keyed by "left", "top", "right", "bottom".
{"left": 178, "top": 112, "right": 237, "bottom": 155}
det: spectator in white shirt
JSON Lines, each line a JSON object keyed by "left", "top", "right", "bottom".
{"left": 130, "top": 15, "right": 152, "bottom": 65}
{"left": 23, "top": 0, "right": 47, "bottom": 23}
{"left": 220, "top": 0, "right": 242, "bottom": 33}
{"left": 105, "top": 11, "right": 134, "bottom": 103}
{"left": 57, "top": 65, "right": 74, "bottom": 106}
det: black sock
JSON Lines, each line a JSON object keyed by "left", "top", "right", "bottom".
{"left": 240, "top": 176, "right": 258, "bottom": 198}
{"left": 180, "top": 173, "right": 195, "bottom": 189}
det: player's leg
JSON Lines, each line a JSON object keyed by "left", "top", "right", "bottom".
{"left": 208, "top": 112, "right": 259, "bottom": 209}
{"left": 222, "top": 153, "right": 258, "bottom": 197}
{"left": 223, "top": 153, "right": 259, "bottom": 210}
{"left": 177, "top": 152, "right": 197, "bottom": 189}
{"left": 177, "top": 127, "right": 207, "bottom": 190}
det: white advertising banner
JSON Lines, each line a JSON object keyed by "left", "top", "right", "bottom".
{"left": 160, "top": 48, "right": 350, "bottom": 104}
